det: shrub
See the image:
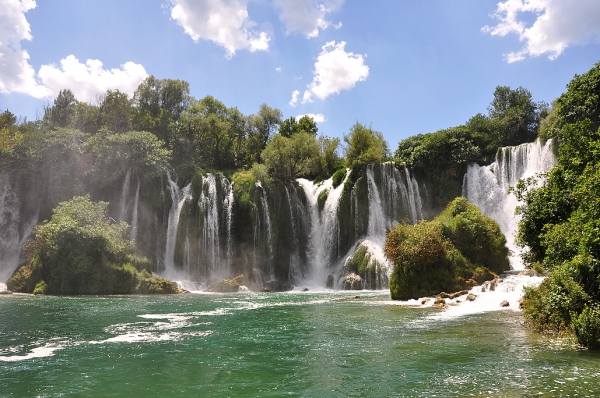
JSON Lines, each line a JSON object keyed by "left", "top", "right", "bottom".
{"left": 385, "top": 197, "right": 508, "bottom": 300}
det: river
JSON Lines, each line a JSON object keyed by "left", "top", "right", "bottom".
{"left": 1, "top": 289, "right": 598, "bottom": 397}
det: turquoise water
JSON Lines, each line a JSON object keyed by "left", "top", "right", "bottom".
{"left": 1, "top": 291, "right": 599, "bottom": 397}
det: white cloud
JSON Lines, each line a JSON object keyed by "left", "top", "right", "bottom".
{"left": 38, "top": 55, "right": 148, "bottom": 102}
{"left": 296, "top": 113, "right": 325, "bottom": 123}
{"left": 276, "top": 66, "right": 282, "bottom": 72}
{"left": 301, "top": 41, "right": 368, "bottom": 104}
{"left": 483, "top": 0, "right": 600, "bottom": 62}
{"left": 289, "top": 89, "right": 300, "bottom": 106}
{"left": 169, "top": 0, "right": 270, "bottom": 57}
{"left": 0, "top": 0, "right": 51, "bottom": 98}
{"left": 273, "top": 0, "right": 344, "bottom": 38}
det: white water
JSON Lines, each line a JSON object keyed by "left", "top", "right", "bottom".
{"left": 298, "top": 173, "right": 348, "bottom": 288}
{"left": 463, "top": 139, "right": 556, "bottom": 270}
{"left": 118, "top": 169, "right": 132, "bottom": 223}
{"left": 430, "top": 272, "right": 545, "bottom": 319}
{"left": 255, "top": 181, "right": 274, "bottom": 281}
{"left": 130, "top": 179, "right": 140, "bottom": 243}
{"left": 198, "top": 174, "right": 221, "bottom": 276}
{"left": 0, "top": 172, "right": 39, "bottom": 282}
{"left": 163, "top": 173, "right": 192, "bottom": 277}
{"left": 221, "top": 174, "right": 234, "bottom": 269}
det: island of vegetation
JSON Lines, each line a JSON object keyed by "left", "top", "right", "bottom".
{"left": 384, "top": 197, "right": 508, "bottom": 300}
{"left": 7, "top": 195, "right": 182, "bottom": 295}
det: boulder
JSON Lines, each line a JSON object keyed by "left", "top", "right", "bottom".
{"left": 500, "top": 300, "right": 510, "bottom": 307}
{"left": 466, "top": 293, "right": 477, "bottom": 302}
{"left": 342, "top": 273, "right": 363, "bottom": 290}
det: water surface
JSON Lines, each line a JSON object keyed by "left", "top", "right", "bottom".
{"left": 1, "top": 291, "right": 598, "bottom": 397}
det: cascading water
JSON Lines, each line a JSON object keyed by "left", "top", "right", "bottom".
{"left": 463, "top": 139, "right": 556, "bottom": 270}
{"left": 255, "top": 182, "right": 274, "bottom": 281}
{"left": 118, "top": 169, "right": 132, "bottom": 223}
{"left": 163, "top": 173, "right": 192, "bottom": 277}
{"left": 298, "top": 174, "right": 348, "bottom": 288}
{"left": 198, "top": 174, "right": 222, "bottom": 276}
{"left": 0, "top": 172, "right": 39, "bottom": 284}
{"left": 130, "top": 179, "right": 140, "bottom": 243}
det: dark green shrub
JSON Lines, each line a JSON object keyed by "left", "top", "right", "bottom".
{"left": 574, "top": 306, "right": 600, "bottom": 348}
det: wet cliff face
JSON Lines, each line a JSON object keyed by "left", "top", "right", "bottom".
{"left": 0, "top": 140, "right": 556, "bottom": 290}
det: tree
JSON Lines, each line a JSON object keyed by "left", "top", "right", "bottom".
{"left": 279, "top": 115, "right": 318, "bottom": 138}
{"left": 132, "top": 76, "right": 191, "bottom": 145}
{"left": 261, "top": 132, "right": 320, "bottom": 181}
{"left": 245, "top": 104, "right": 282, "bottom": 165}
{"left": 176, "top": 96, "right": 239, "bottom": 171}
{"left": 100, "top": 89, "right": 132, "bottom": 133}
{"left": 44, "top": 89, "right": 78, "bottom": 127}
{"left": 487, "top": 86, "right": 540, "bottom": 146}
{"left": 343, "top": 122, "right": 389, "bottom": 167}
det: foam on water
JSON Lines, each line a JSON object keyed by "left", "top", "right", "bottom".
{"left": 0, "top": 344, "right": 65, "bottom": 362}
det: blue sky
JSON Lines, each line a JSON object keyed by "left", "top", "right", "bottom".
{"left": 1, "top": 0, "right": 600, "bottom": 148}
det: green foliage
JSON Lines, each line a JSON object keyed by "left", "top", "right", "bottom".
{"left": 331, "top": 168, "right": 347, "bottom": 188}
{"left": 44, "top": 89, "right": 77, "bottom": 127}
{"left": 279, "top": 115, "right": 318, "bottom": 138}
{"left": 86, "top": 130, "right": 171, "bottom": 189}
{"left": 317, "top": 189, "right": 329, "bottom": 212}
{"left": 343, "top": 123, "right": 389, "bottom": 167}
{"left": 6, "top": 196, "right": 178, "bottom": 295}
{"left": 517, "top": 61, "right": 600, "bottom": 348}
{"left": 245, "top": 104, "right": 283, "bottom": 165}
{"left": 385, "top": 197, "right": 507, "bottom": 300}
{"left": 99, "top": 90, "right": 132, "bottom": 133}
{"left": 521, "top": 260, "right": 590, "bottom": 334}
{"left": 573, "top": 305, "right": 600, "bottom": 349}
{"left": 232, "top": 170, "right": 256, "bottom": 207}
{"left": 261, "top": 132, "right": 320, "bottom": 182}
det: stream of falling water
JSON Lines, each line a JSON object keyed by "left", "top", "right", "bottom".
{"left": 463, "top": 139, "right": 556, "bottom": 270}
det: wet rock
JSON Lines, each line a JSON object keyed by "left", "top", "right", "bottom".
{"left": 466, "top": 293, "right": 477, "bottom": 302}
{"left": 421, "top": 298, "right": 430, "bottom": 305}
{"left": 303, "top": 288, "right": 309, "bottom": 292}
{"left": 434, "top": 297, "right": 446, "bottom": 307}
{"left": 326, "top": 275, "right": 334, "bottom": 289}
{"left": 342, "top": 273, "right": 363, "bottom": 290}
{"left": 209, "top": 274, "right": 244, "bottom": 293}
{"left": 440, "top": 290, "right": 469, "bottom": 300}
{"left": 500, "top": 300, "right": 510, "bottom": 307}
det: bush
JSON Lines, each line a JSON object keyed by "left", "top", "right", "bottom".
{"left": 6, "top": 195, "right": 179, "bottom": 295}
{"left": 385, "top": 197, "right": 508, "bottom": 300}
{"left": 573, "top": 306, "right": 600, "bottom": 348}
{"left": 331, "top": 168, "right": 347, "bottom": 188}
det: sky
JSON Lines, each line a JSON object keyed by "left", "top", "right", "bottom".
{"left": 1, "top": 0, "right": 600, "bottom": 148}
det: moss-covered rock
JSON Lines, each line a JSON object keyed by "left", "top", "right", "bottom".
{"left": 209, "top": 274, "right": 245, "bottom": 292}
{"left": 385, "top": 197, "right": 509, "bottom": 300}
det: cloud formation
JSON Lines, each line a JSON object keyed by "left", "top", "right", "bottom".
{"left": 483, "top": 0, "right": 600, "bottom": 62}
{"left": 299, "top": 41, "right": 368, "bottom": 104}
{"left": 0, "top": 0, "right": 51, "bottom": 98}
{"left": 38, "top": 55, "right": 148, "bottom": 102}
{"left": 169, "top": 0, "right": 270, "bottom": 57}
{"left": 273, "top": 0, "right": 344, "bottom": 38}
{"left": 296, "top": 113, "right": 325, "bottom": 123}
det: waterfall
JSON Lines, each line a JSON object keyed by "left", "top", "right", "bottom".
{"left": 255, "top": 182, "right": 274, "bottom": 281}
{"left": 0, "top": 172, "right": 39, "bottom": 283}
{"left": 221, "top": 174, "right": 234, "bottom": 269}
{"left": 298, "top": 173, "right": 348, "bottom": 288}
{"left": 198, "top": 174, "right": 221, "bottom": 276}
{"left": 463, "top": 139, "right": 556, "bottom": 270}
{"left": 285, "top": 185, "right": 303, "bottom": 283}
{"left": 130, "top": 179, "right": 140, "bottom": 243}
{"left": 163, "top": 173, "right": 192, "bottom": 277}
{"left": 118, "top": 169, "right": 132, "bottom": 222}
